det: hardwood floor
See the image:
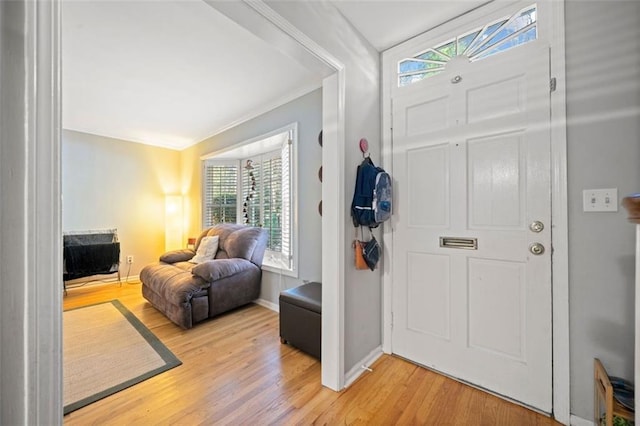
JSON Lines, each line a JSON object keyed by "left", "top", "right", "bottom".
{"left": 63, "top": 282, "right": 561, "bottom": 425}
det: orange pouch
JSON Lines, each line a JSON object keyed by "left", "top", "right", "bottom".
{"left": 354, "top": 240, "right": 368, "bottom": 270}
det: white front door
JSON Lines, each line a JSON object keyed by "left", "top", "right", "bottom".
{"left": 391, "top": 42, "right": 552, "bottom": 412}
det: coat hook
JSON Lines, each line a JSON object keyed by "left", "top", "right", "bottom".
{"left": 359, "top": 138, "right": 369, "bottom": 158}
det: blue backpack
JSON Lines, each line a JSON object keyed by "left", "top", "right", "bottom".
{"left": 351, "top": 157, "right": 392, "bottom": 228}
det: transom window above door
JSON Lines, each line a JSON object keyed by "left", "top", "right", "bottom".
{"left": 398, "top": 4, "right": 537, "bottom": 87}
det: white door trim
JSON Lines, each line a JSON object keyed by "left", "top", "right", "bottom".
{"left": 548, "top": 1, "right": 570, "bottom": 423}
{"left": 381, "top": 1, "right": 569, "bottom": 423}
{"left": 184, "top": 0, "right": 349, "bottom": 391}
{"left": 321, "top": 72, "right": 346, "bottom": 390}
{"left": 0, "top": 0, "right": 63, "bottom": 423}
{"left": 235, "top": 0, "right": 348, "bottom": 392}
{"left": 19, "top": 3, "right": 345, "bottom": 424}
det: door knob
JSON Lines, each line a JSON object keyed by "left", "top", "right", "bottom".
{"left": 529, "top": 243, "right": 545, "bottom": 255}
{"left": 529, "top": 221, "right": 544, "bottom": 233}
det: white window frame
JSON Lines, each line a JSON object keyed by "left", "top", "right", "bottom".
{"left": 201, "top": 123, "right": 298, "bottom": 278}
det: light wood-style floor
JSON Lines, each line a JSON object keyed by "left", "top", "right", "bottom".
{"left": 63, "top": 281, "right": 561, "bottom": 425}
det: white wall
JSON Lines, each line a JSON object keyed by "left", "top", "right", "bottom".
{"left": 565, "top": 0, "right": 640, "bottom": 419}
{"left": 264, "top": 1, "right": 382, "bottom": 373}
{"left": 62, "top": 130, "right": 181, "bottom": 279}
{"left": 181, "top": 89, "right": 323, "bottom": 303}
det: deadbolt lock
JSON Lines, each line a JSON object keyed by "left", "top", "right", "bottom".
{"left": 529, "top": 243, "right": 545, "bottom": 255}
{"left": 529, "top": 221, "right": 544, "bottom": 233}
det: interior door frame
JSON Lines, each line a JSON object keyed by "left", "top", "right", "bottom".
{"left": 380, "top": 1, "right": 569, "bottom": 423}
{"left": 204, "top": 0, "right": 348, "bottom": 392}
{"left": 0, "top": 0, "right": 63, "bottom": 423}
{"left": 10, "top": 2, "right": 347, "bottom": 423}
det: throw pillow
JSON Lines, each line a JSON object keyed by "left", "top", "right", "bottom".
{"left": 189, "top": 236, "right": 219, "bottom": 264}
{"left": 160, "top": 249, "right": 196, "bottom": 264}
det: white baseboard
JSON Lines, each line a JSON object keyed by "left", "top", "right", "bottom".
{"left": 65, "top": 274, "right": 140, "bottom": 289}
{"left": 254, "top": 298, "right": 279, "bottom": 313}
{"left": 119, "top": 274, "right": 140, "bottom": 284}
{"left": 570, "top": 414, "right": 593, "bottom": 426}
{"left": 344, "top": 346, "right": 384, "bottom": 388}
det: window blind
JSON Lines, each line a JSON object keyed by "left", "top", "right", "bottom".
{"left": 203, "top": 162, "right": 238, "bottom": 228}
{"left": 241, "top": 149, "right": 289, "bottom": 266}
{"left": 280, "top": 136, "right": 292, "bottom": 270}
{"left": 263, "top": 154, "right": 282, "bottom": 253}
{"left": 201, "top": 124, "right": 296, "bottom": 274}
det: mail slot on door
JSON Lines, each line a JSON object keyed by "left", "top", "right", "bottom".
{"left": 439, "top": 237, "right": 478, "bottom": 250}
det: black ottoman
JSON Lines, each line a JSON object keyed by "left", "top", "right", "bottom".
{"left": 279, "top": 282, "right": 321, "bottom": 359}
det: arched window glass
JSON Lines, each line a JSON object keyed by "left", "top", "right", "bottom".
{"left": 398, "top": 4, "right": 537, "bottom": 87}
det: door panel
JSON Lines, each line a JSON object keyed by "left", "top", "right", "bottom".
{"left": 407, "top": 144, "right": 450, "bottom": 228}
{"left": 468, "top": 132, "right": 525, "bottom": 229}
{"left": 468, "top": 257, "right": 526, "bottom": 360}
{"left": 406, "top": 95, "right": 451, "bottom": 136}
{"left": 466, "top": 75, "right": 525, "bottom": 124}
{"left": 391, "top": 42, "right": 552, "bottom": 412}
{"left": 407, "top": 252, "right": 451, "bottom": 339}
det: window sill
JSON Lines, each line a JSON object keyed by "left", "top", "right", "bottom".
{"left": 262, "top": 262, "right": 297, "bottom": 278}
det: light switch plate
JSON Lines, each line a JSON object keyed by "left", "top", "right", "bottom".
{"left": 583, "top": 188, "right": 618, "bottom": 212}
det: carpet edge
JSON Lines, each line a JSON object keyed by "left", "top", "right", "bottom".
{"left": 63, "top": 300, "right": 182, "bottom": 415}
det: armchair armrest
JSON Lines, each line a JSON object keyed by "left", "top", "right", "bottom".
{"left": 160, "top": 249, "right": 195, "bottom": 264}
{"left": 191, "top": 259, "right": 257, "bottom": 282}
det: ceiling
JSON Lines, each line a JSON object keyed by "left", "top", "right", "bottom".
{"left": 62, "top": 0, "right": 485, "bottom": 150}
{"left": 331, "top": 0, "right": 488, "bottom": 51}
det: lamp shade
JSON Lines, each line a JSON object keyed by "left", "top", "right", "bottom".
{"left": 165, "top": 195, "right": 183, "bottom": 251}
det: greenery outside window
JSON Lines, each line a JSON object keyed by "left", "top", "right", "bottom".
{"left": 398, "top": 4, "right": 538, "bottom": 87}
{"left": 203, "top": 161, "right": 238, "bottom": 226}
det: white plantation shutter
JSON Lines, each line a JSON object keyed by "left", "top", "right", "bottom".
{"left": 262, "top": 152, "right": 283, "bottom": 253}
{"left": 201, "top": 124, "right": 296, "bottom": 275}
{"left": 241, "top": 159, "right": 261, "bottom": 227}
{"left": 242, "top": 150, "right": 286, "bottom": 261}
{"left": 280, "top": 134, "right": 292, "bottom": 270}
{"left": 203, "top": 161, "right": 238, "bottom": 228}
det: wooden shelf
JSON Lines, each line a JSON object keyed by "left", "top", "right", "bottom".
{"left": 594, "top": 358, "right": 634, "bottom": 426}
{"left": 622, "top": 196, "right": 640, "bottom": 224}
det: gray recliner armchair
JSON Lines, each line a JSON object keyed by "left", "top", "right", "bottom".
{"left": 140, "top": 224, "right": 268, "bottom": 329}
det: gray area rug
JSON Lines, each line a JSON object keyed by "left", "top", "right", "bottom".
{"left": 63, "top": 300, "right": 181, "bottom": 415}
